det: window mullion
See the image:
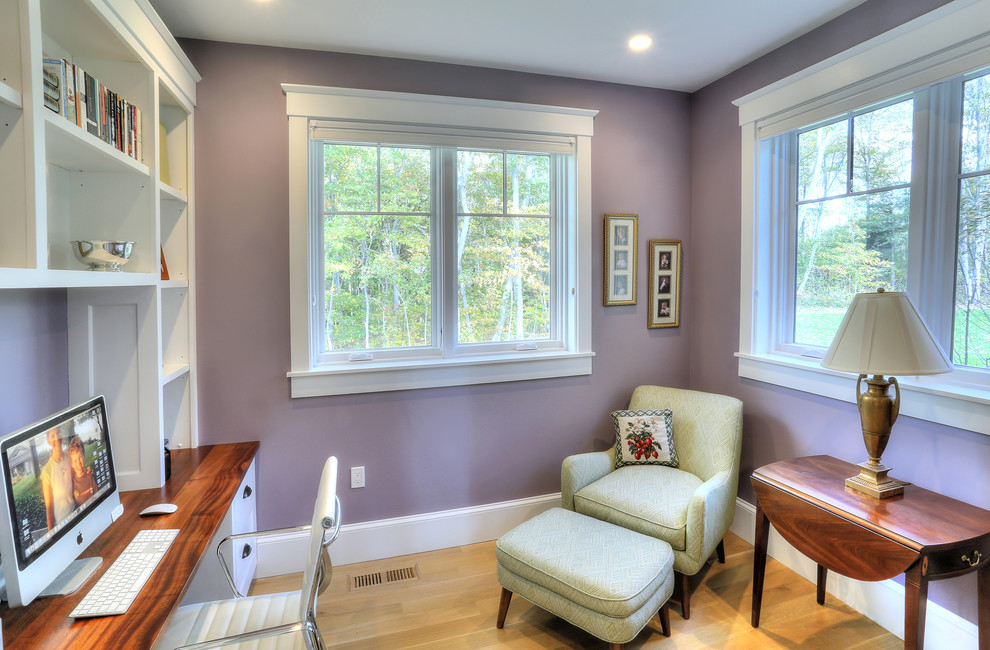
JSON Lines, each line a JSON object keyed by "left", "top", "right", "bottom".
{"left": 438, "top": 148, "right": 458, "bottom": 356}
{"left": 846, "top": 117, "right": 855, "bottom": 195}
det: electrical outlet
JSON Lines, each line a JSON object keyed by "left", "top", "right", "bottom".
{"left": 350, "top": 466, "right": 366, "bottom": 489}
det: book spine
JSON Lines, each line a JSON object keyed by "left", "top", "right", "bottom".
{"left": 75, "top": 64, "right": 86, "bottom": 128}
{"left": 100, "top": 82, "right": 108, "bottom": 144}
{"left": 62, "top": 59, "right": 76, "bottom": 125}
{"left": 128, "top": 103, "right": 135, "bottom": 158}
{"left": 42, "top": 58, "right": 62, "bottom": 114}
{"left": 84, "top": 72, "right": 99, "bottom": 137}
{"left": 134, "top": 105, "right": 142, "bottom": 162}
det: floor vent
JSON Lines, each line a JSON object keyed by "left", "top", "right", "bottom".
{"left": 349, "top": 565, "right": 418, "bottom": 591}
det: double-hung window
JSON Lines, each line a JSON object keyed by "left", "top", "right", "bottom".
{"left": 735, "top": 1, "right": 990, "bottom": 434}
{"left": 284, "top": 86, "right": 596, "bottom": 397}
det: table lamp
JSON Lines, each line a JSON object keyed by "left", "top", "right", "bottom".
{"left": 821, "top": 289, "right": 952, "bottom": 498}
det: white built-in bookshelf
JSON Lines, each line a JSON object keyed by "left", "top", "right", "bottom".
{"left": 0, "top": 0, "right": 200, "bottom": 490}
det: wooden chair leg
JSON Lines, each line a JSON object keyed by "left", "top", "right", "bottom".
{"left": 716, "top": 539, "right": 726, "bottom": 564}
{"left": 658, "top": 601, "right": 671, "bottom": 636}
{"left": 609, "top": 644, "right": 623, "bottom": 650}
{"left": 677, "top": 571, "right": 691, "bottom": 619}
{"left": 496, "top": 587, "right": 512, "bottom": 628}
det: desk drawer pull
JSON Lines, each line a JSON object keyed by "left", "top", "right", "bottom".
{"left": 242, "top": 485, "right": 253, "bottom": 499}
{"left": 242, "top": 544, "right": 253, "bottom": 560}
{"left": 962, "top": 551, "right": 982, "bottom": 567}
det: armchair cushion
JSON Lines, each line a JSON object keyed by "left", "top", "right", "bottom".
{"left": 573, "top": 465, "right": 702, "bottom": 551}
{"left": 611, "top": 409, "right": 678, "bottom": 468}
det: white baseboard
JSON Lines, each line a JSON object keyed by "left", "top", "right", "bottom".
{"left": 729, "top": 498, "right": 979, "bottom": 650}
{"left": 256, "top": 492, "right": 978, "bottom": 649}
{"left": 256, "top": 492, "right": 561, "bottom": 578}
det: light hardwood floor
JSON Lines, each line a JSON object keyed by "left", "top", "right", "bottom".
{"left": 251, "top": 531, "right": 901, "bottom": 649}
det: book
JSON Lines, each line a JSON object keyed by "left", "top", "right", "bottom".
{"left": 99, "top": 81, "right": 108, "bottom": 144}
{"left": 41, "top": 58, "right": 62, "bottom": 114}
{"left": 134, "top": 105, "right": 142, "bottom": 161}
{"left": 86, "top": 73, "right": 99, "bottom": 137}
{"left": 62, "top": 59, "right": 76, "bottom": 126}
{"left": 74, "top": 64, "right": 86, "bottom": 128}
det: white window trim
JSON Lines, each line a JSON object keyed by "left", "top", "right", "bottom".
{"left": 734, "top": 0, "right": 990, "bottom": 436}
{"left": 284, "top": 84, "right": 597, "bottom": 397}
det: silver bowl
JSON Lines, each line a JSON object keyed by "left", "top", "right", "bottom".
{"left": 71, "top": 240, "right": 134, "bottom": 271}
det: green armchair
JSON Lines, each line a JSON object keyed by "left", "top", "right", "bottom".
{"left": 561, "top": 385, "right": 743, "bottom": 619}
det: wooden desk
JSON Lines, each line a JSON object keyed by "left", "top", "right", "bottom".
{"left": 750, "top": 455, "right": 990, "bottom": 650}
{"left": 0, "top": 441, "right": 259, "bottom": 649}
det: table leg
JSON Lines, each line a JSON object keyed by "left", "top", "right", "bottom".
{"left": 904, "top": 561, "right": 929, "bottom": 650}
{"left": 751, "top": 502, "right": 770, "bottom": 628}
{"left": 817, "top": 564, "right": 828, "bottom": 605}
{"left": 979, "top": 562, "right": 989, "bottom": 650}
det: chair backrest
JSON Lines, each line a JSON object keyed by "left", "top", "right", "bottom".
{"left": 299, "top": 456, "right": 341, "bottom": 626}
{"left": 628, "top": 386, "right": 743, "bottom": 484}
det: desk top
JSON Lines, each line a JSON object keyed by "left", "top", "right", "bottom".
{"left": 0, "top": 441, "right": 259, "bottom": 649}
{"left": 753, "top": 455, "right": 990, "bottom": 551}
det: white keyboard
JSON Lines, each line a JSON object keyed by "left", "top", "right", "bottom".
{"left": 69, "top": 528, "right": 179, "bottom": 618}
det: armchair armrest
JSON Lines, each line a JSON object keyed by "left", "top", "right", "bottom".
{"left": 561, "top": 451, "right": 614, "bottom": 510}
{"left": 682, "top": 470, "right": 735, "bottom": 572}
{"left": 216, "top": 524, "right": 312, "bottom": 598}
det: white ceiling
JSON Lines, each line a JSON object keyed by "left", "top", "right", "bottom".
{"left": 148, "top": 0, "right": 870, "bottom": 92}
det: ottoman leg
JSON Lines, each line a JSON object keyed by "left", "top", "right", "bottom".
{"left": 658, "top": 601, "right": 671, "bottom": 637}
{"left": 496, "top": 587, "right": 513, "bottom": 628}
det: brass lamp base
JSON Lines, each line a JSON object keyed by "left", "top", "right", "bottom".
{"left": 845, "top": 373, "right": 904, "bottom": 499}
{"left": 846, "top": 461, "right": 904, "bottom": 499}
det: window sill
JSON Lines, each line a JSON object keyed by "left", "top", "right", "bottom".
{"left": 736, "top": 352, "right": 990, "bottom": 436}
{"left": 288, "top": 350, "right": 595, "bottom": 397}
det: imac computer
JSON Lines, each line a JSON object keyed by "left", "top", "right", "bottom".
{"left": 0, "top": 395, "right": 121, "bottom": 607}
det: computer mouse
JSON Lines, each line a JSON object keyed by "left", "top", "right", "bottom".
{"left": 139, "top": 503, "right": 178, "bottom": 516}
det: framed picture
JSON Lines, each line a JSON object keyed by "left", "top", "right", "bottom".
{"left": 648, "top": 240, "right": 681, "bottom": 328}
{"left": 604, "top": 213, "right": 638, "bottom": 305}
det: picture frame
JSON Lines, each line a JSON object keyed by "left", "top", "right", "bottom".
{"left": 604, "top": 213, "right": 638, "bottom": 306}
{"left": 160, "top": 247, "right": 170, "bottom": 281}
{"left": 648, "top": 240, "right": 681, "bottom": 328}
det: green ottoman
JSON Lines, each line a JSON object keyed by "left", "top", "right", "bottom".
{"left": 495, "top": 507, "right": 674, "bottom": 649}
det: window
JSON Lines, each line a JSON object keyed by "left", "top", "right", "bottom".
{"left": 735, "top": 1, "right": 990, "bottom": 434}
{"left": 284, "top": 85, "right": 596, "bottom": 396}
{"left": 792, "top": 100, "right": 913, "bottom": 348}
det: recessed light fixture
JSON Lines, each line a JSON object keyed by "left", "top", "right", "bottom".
{"left": 628, "top": 34, "right": 653, "bottom": 52}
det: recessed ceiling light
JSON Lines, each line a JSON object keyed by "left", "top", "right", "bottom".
{"left": 628, "top": 35, "right": 653, "bottom": 52}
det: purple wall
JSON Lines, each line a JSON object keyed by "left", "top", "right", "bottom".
{"left": 181, "top": 39, "right": 693, "bottom": 528}
{"left": 688, "top": 0, "right": 988, "bottom": 623}
{"left": 0, "top": 289, "right": 68, "bottom": 434}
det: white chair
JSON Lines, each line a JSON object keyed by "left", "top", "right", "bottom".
{"left": 159, "top": 457, "right": 341, "bottom": 650}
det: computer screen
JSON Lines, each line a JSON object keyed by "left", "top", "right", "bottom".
{"left": 0, "top": 395, "right": 121, "bottom": 606}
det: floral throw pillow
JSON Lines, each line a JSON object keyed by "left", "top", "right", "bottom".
{"left": 611, "top": 409, "right": 678, "bottom": 468}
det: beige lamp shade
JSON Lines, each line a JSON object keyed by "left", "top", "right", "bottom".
{"left": 821, "top": 290, "right": 952, "bottom": 376}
